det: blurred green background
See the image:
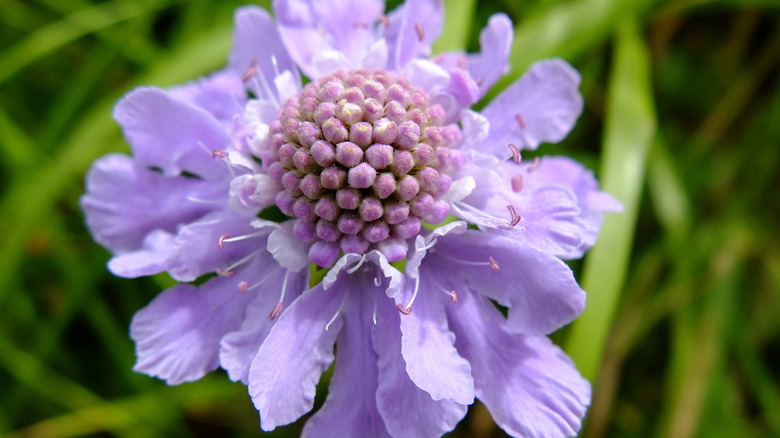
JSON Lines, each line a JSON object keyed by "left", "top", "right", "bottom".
{"left": 1, "top": 0, "right": 779, "bottom": 437}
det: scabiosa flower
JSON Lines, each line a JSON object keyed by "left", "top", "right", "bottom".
{"left": 81, "top": 1, "right": 620, "bottom": 437}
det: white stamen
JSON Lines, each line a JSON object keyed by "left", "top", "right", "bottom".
{"left": 373, "top": 276, "right": 381, "bottom": 287}
{"left": 372, "top": 294, "right": 378, "bottom": 325}
{"left": 223, "top": 231, "right": 265, "bottom": 244}
{"left": 401, "top": 276, "right": 421, "bottom": 313}
{"left": 347, "top": 254, "right": 367, "bottom": 274}
{"left": 187, "top": 197, "right": 223, "bottom": 205}
{"left": 224, "top": 251, "right": 258, "bottom": 273}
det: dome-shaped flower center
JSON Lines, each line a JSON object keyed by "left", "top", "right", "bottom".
{"left": 262, "top": 69, "right": 463, "bottom": 267}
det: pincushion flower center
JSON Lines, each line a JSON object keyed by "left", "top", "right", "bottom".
{"left": 261, "top": 69, "right": 463, "bottom": 267}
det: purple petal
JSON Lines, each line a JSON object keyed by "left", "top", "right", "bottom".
{"left": 433, "top": 230, "right": 585, "bottom": 336}
{"left": 302, "top": 279, "right": 390, "bottom": 438}
{"left": 130, "top": 258, "right": 265, "bottom": 385}
{"left": 80, "top": 153, "right": 221, "bottom": 254}
{"left": 447, "top": 289, "right": 590, "bottom": 438}
{"left": 396, "top": 275, "right": 474, "bottom": 404}
{"left": 457, "top": 155, "right": 620, "bottom": 259}
{"left": 505, "top": 156, "right": 621, "bottom": 258}
{"left": 267, "top": 221, "right": 310, "bottom": 272}
{"left": 274, "top": 0, "right": 384, "bottom": 77}
{"left": 230, "top": 6, "right": 300, "bottom": 99}
{"left": 373, "top": 295, "right": 467, "bottom": 437}
{"left": 165, "top": 210, "right": 262, "bottom": 282}
{"left": 249, "top": 282, "right": 344, "bottom": 430}
{"left": 479, "top": 59, "right": 583, "bottom": 154}
{"left": 403, "top": 60, "right": 478, "bottom": 123}
{"left": 113, "top": 87, "right": 231, "bottom": 179}
{"left": 219, "top": 258, "right": 307, "bottom": 384}
{"left": 168, "top": 69, "right": 246, "bottom": 125}
{"left": 385, "top": 0, "right": 444, "bottom": 70}
{"left": 107, "top": 229, "right": 174, "bottom": 278}
{"left": 466, "top": 13, "right": 513, "bottom": 97}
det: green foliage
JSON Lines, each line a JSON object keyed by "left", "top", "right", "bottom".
{"left": 1, "top": 0, "right": 779, "bottom": 437}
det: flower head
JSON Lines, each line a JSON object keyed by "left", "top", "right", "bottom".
{"left": 81, "top": 1, "right": 619, "bottom": 437}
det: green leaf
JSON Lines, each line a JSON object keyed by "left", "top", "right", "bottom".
{"left": 564, "top": 17, "right": 656, "bottom": 381}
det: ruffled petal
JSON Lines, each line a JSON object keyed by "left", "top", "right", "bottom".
{"left": 168, "top": 69, "right": 246, "bottom": 125}
{"left": 107, "top": 229, "right": 174, "bottom": 278}
{"left": 372, "top": 297, "right": 467, "bottom": 438}
{"left": 219, "top": 257, "right": 307, "bottom": 384}
{"left": 302, "top": 279, "right": 390, "bottom": 438}
{"left": 230, "top": 6, "right": 300, "bottom": 99}
{"left": 479, "top": 59, "right": 583, "bottom": 155}
{"left": 509, "top": 156, "right": 621, "bottom": 258}
{"left": 385, "top": 0, "right": 443, "bottom": 70}
{"left": 267, "top": 221, "right": 310, "bottom": 272}
{"left": 80, "top": 153, "right": 221, "bottom": 254}
{"left": 447, "top": 289, "right": 590, "bottom": 438}
{"left": 274, "top": 0, "right": 384, "bottom": 77}
{"left": 457, "top": 155, "right": 620, "bottom": 259}
{"left": 463, "top": 13, "right": 513, "bottom": 97}
{"left": 395, "top": 275, "right": 474, "bottom": 405}
{"left": 432, "top": 13, "right": 512, "bottom": 99}
{"left": 249, "top": 282, "right": 344, "bottom": 430}
{"left": 433, "top": 230, "right": 585, "bottom": 336}
{"left": 130, "top": 257, "right": 265, "bottom": 384}
{"left": 403, "top": 59, "right": 478, "bottom": 123}
{"left": 113, "top": 87, "right": 231, "bottom": 179}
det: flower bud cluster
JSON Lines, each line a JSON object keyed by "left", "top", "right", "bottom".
{"left": 260, "top": 69, "right": 464, "bottom": 267}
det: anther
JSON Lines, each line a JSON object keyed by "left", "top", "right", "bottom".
{"left": 353, "top": 21, "right": 370, "bottom": 28}
{"left": 511, "top": 175, "right": 524, "bottom": 193}
{"left": 508, "top": 144, "right": 521, "bottom": 164}
{"left": 457, "top": 55, "right": 467, "bottom": 69}
{"left": 515, "top": 113, "right": 526, "bottom": 129}
{"left": 212, "top": 149, "right": 227, "bottom": 159}
{"left": 489, "top": 256, "right": 500, "bottom": 271}
{"left": 506, "top": 205, "right": 521, "bottom": 226}
{"left": 448, "top": 289, "right": 459, "bottom": 303}
{"left": 238, "top": 280, "right": 250, "bottom": 293}
{"left": 269, "top": 302, "right": 284, "bottom": 321}
{"left": 379, "top": 14, "right": 390, "bottom": 27}
{"left": 242, "top": 59, "right": 259, "bottom": 83}
{"left": 415, "top": 23, "right": 425, "bottom": 41}
{"left": 529, "top": 156, "right": 540, "bottom": 173}
{"left": 216, "top": 268, "right": 235, "bottom": 277}
{"left": 396, "top": 304, "right": 412, "bottom": 315}
{"left": 217, "top": 234, "right": 230, "bottom": 250}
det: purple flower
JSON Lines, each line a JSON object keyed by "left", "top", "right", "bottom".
{"left": 81, "top": 1, "right": 620, "bottom": 437}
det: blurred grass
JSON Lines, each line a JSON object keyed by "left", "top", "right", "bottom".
{"left": 1, "top": 0, "right": 779, "bottom": 437}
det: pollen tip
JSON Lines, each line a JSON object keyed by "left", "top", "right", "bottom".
{"left": 508, "top": 144, "right": 521, "bottom": 164}
{"left": 238, "top": 280, "right": 250, "bottom": 293}
{"left": 449, "top": 290, "right": 459, "bottom": 303}
{"left": 217, "top": 234, "right": 230, "bottom": 250}
{"left": 212, "top": 149, "right": 227, "bottom": 159}
{"left": 515, "top": 113, "right": 526, "bottom": 129}
{"left": 396, "top": 303, "right": 412, "bottom": 315}
{"left": 216, "top": 268, "right": 234, "bottom": 277}
{"left": 529, "top": 156, "right": 540, "bottom": 173}
{"left": 414, "top": 22, "right": 425, "bottom": 42}
{"left": 506, "top": 205, "right": 521, "bottom": 226}
{"left": 511, "top": 175, "right": 524, "bottom": 193}
{"left": 269, "top": 302, "right": 284, "bottom": 321}
{"left": 489, "top": 256, "right": 500, "bottom": 271}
